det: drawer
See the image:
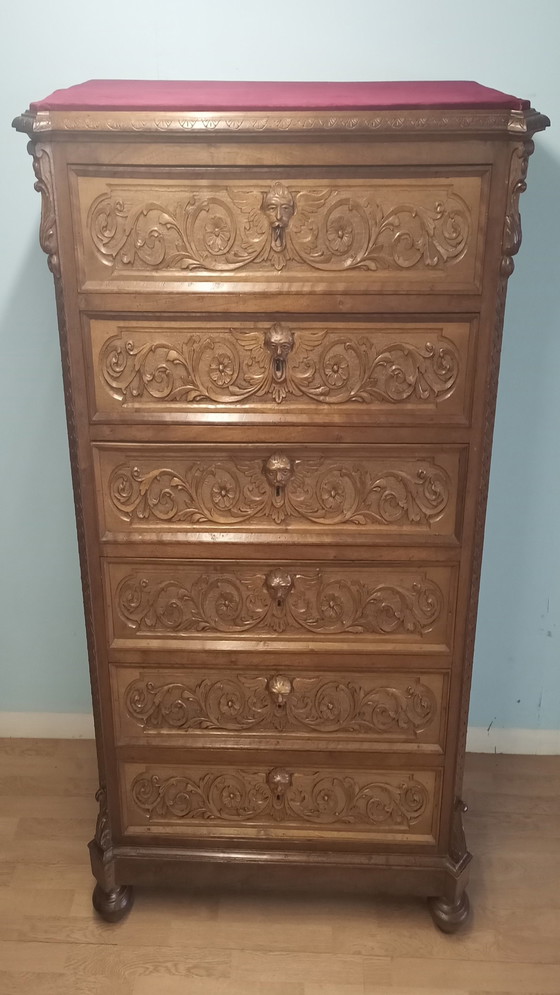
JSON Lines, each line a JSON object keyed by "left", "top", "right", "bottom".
{"left": 94, "top": 444, "right": 464, "bottom": 545}
{"left": 86, "top": 317, "right": 475, "bottom": 426}
{"left": 105, "top": 558, "right": 456, "bottom": 654}
{"left": 112, "top": 666, "right": 448, "bottom": 753}
{"left": 72, "top": 168, "right": 486, "bottom": 293}
{"left": 121, "top": 760, "right": 441, "bottom": 844}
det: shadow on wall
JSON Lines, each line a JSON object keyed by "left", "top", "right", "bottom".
{"left": 0, "top": 234, "right": 90, "bottom": 712}
{"left": 472, "top": 141, "right": 560, "bottom": 730}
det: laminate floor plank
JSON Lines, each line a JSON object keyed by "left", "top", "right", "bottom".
{"left": 0, "top": 739, "right": 559, "bottom": 995}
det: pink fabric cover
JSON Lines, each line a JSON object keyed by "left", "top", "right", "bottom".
{"left": 30, "top": 79, "right": 530, "bottom": 113}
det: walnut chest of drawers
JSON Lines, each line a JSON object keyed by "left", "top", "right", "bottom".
{"left": 14, "top": 79, "right": 549, "bottom": 931}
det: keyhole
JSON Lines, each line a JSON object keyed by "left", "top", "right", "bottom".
{"left": 275, "top": 485, "right": 281, "bottom": 499}
{"left": 274, "top": 357, "right": 284, "bottom": 376}
{"left": 277, "top": 597, "right": 282, "bottom": 608}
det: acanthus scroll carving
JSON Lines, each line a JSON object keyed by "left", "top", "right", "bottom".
{"left": 116, "top": 568, "right": 443, "bottom": 637}
{"left": 94, "top": 786, "right": 111, "bottom": 852}
{"left": 130, "top": 769, "right": 430, "bottom": 828}
{"left": 88, "top": 180, "right": 470, "bottom": 274}
{"left": 28, "top": 143, "right": 60, "bottom": 276}
{"left": 124, "top": 674, "right": 438, "bottom": 736}
{"left": 108, "top": 452, "right": 451, "bottom": 529}
{"left": 100, "top": 326, "right": 460, "bottom": 408}
{"left": 501, "top": 140, "right": 535, "bottom": 277}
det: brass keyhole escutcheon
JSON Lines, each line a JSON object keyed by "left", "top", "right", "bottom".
{"left": 267, "top": 675, "right": 293, "bottom": 709}
{"left": 264, "top": 323, "right": 294, "bottom": 384}
{"left": 265, "top": 569, "right": 293, "bottom": 607}
{"left": 264, "top": 453, "right": 294, "bottom": 496}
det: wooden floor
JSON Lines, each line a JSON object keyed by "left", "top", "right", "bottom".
{"left": 0, "top": 740, "right": 558, "bottom": 995}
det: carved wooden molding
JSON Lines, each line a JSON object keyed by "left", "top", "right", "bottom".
{"left": 87, "top": 181, "right": 470, "bottom": 275}
{"left": 124, "top": 674, "right": 438, "bottom": 736}
{"left": 130, "top": 768, "right": 430, "bottom": 828}
{"left": 14, "top": 107, "right": 550, "bottom": 138}
{"left": 108, "top": 453, "right": 451, "bottom": 529}
{"left": 100, "top": 325, "right": 460, "bottom": 408}
{"left": 117, "top": 567, "right": 443, "bottom": 637}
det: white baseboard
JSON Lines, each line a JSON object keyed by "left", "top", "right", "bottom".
{"left": 1, "top": 712, "right": 559, "bottom": 753}
{"left": 466, "top": 726, "right": 560, "bottom": 754}
{"left": 0, "top": 711, "right": 95, "bottom": 739}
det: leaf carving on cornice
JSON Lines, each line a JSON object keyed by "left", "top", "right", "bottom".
{"left": 116, "top": 568, "right": 443, "bottom": 637}
{"left": 87, "top": 182, "right": 470, "bottom": 274}
{"left": 108, "top": 454, "right": 450, "bottom": 528}
{"left": 28, "top": 143, "right": 60, "bottom": 276}
{"left": 501, "top": 140, "right": 535, "bottom": 277}
{"left": 57, "top": 110, "right": 518, "bottom": 135}
{"left": 130, "top": 768, "right": 430, "bottom": 827}
{"left": 124, "top": 674, "right": 438, "bottom": 736}
{"left": 99, "top": 326, "right": 460, "bottom": 407}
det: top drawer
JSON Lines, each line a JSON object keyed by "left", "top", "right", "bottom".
{"left": 71, "top": 168, "right": 487, "bottom": 294}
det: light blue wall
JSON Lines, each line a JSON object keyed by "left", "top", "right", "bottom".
{"left": 1, "top": 0, "right": 558, "bottom": 728}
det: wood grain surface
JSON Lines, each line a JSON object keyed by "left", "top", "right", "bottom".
{"left": 0, "top": 739, "right": 558, "bottom": 995}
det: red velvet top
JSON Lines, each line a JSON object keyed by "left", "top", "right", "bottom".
{"left": 29, "top": 79, "right": 529, "bottom": 113}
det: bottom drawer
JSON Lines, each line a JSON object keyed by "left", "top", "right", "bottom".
{"left": 121, "top": 762, "right": 441, "bottom": 844}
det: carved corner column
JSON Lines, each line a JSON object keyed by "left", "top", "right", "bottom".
{"left": 432, "top": 139, "right": 536, "bottom": 934}
{"left": 25, "top": 138, "right": 123, "bottom": 915}
{"left": 89, "top": 788, "right": 134, "bottom": 922}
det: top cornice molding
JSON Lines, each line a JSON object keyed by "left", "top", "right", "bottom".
{"left": 12, "top": 107, "right": 550, "bottom": 140}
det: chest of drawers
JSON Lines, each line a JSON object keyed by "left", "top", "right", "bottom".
{"left": 14, "top": 79, "right": 548, "bottom": 932}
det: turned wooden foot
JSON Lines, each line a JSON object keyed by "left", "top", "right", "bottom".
{"left": 428, "top": 891, "right": 470, "bottom": 933}
{"left": 92, "top": 883, "right": 134, "bottom": 923}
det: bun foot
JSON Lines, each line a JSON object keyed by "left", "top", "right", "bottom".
{"left": 428, "top": 891, "right": 470, "bottom": 933}
{"left": 92, "top": 883, "right": 134, "bottom": 923}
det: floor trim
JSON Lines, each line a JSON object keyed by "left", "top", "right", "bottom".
{"left": 0, "top": 711, "right": 95, "bottom": 739}
{"left": 1, "top": 712, "right": 559, "bottom": 753}
{"left": 466, "top": 726, "right": 560, "bottom": 754}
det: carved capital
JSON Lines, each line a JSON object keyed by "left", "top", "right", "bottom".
{"left": 27, "top": 141, "right": 60, "bottom": 277}
{"left": 501, "top": 140, "right": 535, "bottom": 278}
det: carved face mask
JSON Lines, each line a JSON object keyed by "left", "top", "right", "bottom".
{"left": 264, "top": 454, "right": 293, "bottom": 490}
{"left": 264, "top": 324, "right": 294, "bottom": 382}
{"left": 262, "top": 183, "right": 295, "bottom": 250}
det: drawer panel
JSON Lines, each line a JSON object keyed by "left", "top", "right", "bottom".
{"left": 87, "top": 317, "right": 475, "bottom": 426}
{"left": 113, "top": 666, "right": 448, "bottom": 752}
{"left": 94, "top": 444, "right": 464, "bottom": 545}
{"left": 121, "top": 761, "right": 440, "bottom": 844}
{"left": 74, "top": 169, "right": 486, "bottom": 293}
{"left": 106, "top": 559, "right": 456, "bottom": 654}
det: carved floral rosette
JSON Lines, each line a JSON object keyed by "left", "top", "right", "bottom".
{"left": 88, "top": 181, "right": 471, "bottom": 274}
{"left": 130, "top": 768, "right": 430, "bottom": 828}
{"left": 99, "top": 325, "right": 460, "bottom": 408}
{"left": 124, "top": 674, "right": 438, "bottom": 737}
{"left": 116, "top": 568, "right": 443, "bottom": 636}
{"left": 108, "top": 453, "right": 451, "bottom": 528}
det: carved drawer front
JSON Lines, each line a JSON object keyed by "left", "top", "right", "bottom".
{"left": 87, "top": 317, "right": 474, "bottom": 426}
{"left": 94, "top": 444, "right": 463, "bottom": 544}
{"left": 73, "top": 170, "right": 485, "bottom": 293}
{"left": 121, "top": 761, "right": 440, "bottom": 843}
{"left": 113, "top": 667, "right": 448, "bottom": 752}
{"left": 106, "top": 559, "right": 455, "bottom": 653}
